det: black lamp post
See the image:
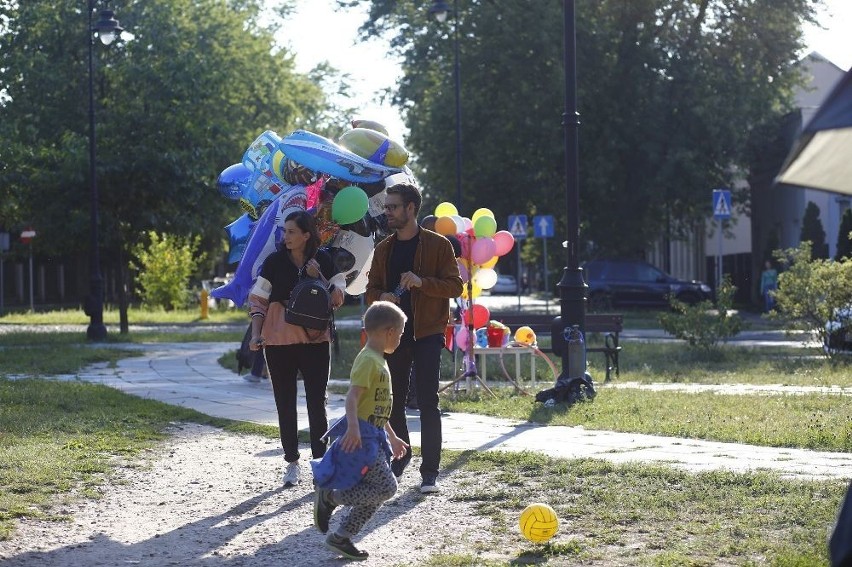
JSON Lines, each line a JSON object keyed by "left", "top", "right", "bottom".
{"left": 86, "top": 2, "right": 123, "bottom": 341}
{"left": 429, "top": 0, "right": 462, "bottom": 207}
{"left": 555, "top": 0, "right": 587, "bottom": 376}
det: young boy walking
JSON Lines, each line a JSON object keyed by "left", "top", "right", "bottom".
{"left": 311, "top": 301, "right": 409, "bottom": 560}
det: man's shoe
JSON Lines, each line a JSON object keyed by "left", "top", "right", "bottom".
{"left": 282, "top": 461, "right": 301, "bottom": 487}
{"left": 420, "top": 475, "right": 439, "bottom": 494}
{"left": 325, "top": 533, "right": 369, "bottom": 560}
{"left": 313, "top": 488, "right": 337, "bottom": 534}
{"left": 242, "top": 373, "right": 261, "bottom": 383}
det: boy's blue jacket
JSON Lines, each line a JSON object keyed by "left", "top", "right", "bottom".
{"left": 310, "top": 417, "right": 392, "bottom": 490}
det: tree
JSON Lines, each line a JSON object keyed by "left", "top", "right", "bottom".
{"left": 800, "top": 201, "right": 828, "bottom": 259}
{"left": 0, "top": 0, "right": 343, "bottom": 313}
{"left": 341, "top": 0, "right": 817, "bottom": 257}
{"left": 835, "top": 208, "right": 852, "bottom": 261}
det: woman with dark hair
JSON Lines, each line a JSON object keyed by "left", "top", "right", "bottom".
{"left": 248, "top": 210, "right": 345, "bottom": 487}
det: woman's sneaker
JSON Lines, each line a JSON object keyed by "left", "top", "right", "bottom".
{"left": 325, "top": 533, "right": 368, "bottom": 560}
{"left": 283, "top": 461, "right": 301, "bottom": 487}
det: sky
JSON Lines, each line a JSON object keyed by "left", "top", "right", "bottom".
{"left": 282, "top": 0, "right": 852, "bottom": 141}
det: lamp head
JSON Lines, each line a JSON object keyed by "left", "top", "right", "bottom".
{"left": 94, "top": 9, "right": 123, "bottom": 45}
{"left": 429, "top": 0, "right": 450, "bottom": 23}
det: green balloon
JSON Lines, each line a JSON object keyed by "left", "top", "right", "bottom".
{"left": 332, "top": 185, "right": 369, "bottom": 225}
{"left": 473, "top": 215, "right": 497, "bottom": 238}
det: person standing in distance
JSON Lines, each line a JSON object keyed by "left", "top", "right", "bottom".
{"left": 366, "top": 183, "right": 463, "bottom": 494}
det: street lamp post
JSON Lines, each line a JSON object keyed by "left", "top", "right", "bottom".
{"left": 555, "top": 0, "right": 587, "bottom": 377}
{"left": 429, "top": 0, "right": 462, "bottom": 207}
{"left": 85, "top": 2, "right": 123, "bottom": 341}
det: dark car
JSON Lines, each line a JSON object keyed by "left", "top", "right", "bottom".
{"left": 582, "top": 259, "right": 712, "bottom": 311}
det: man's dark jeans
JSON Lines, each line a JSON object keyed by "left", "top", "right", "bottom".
{"left": 386, "top": 334, "right": 444, "bottom": 479}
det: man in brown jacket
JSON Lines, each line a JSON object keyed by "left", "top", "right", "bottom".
{"left": 366, "top": 183, "right": 463, "bottom": 494}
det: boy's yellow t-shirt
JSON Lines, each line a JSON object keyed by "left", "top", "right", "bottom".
{"left": 350, "top": 346, "right": 393, "bottom": 428}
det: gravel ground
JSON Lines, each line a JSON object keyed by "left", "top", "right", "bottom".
{"left": 0, "top": 423, "right": 506, "bottom": 567}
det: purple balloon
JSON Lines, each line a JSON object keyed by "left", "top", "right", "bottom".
{"left": 217, "top": 163, "right": 251, "bottom": 200}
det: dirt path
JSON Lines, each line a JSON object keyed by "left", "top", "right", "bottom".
{"left": 0, "top": 424, "right": 504, "bottom": 567}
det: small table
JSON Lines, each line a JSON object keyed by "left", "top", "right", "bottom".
{"left": 453, "top": 346, "right": 537, "bottom": 391}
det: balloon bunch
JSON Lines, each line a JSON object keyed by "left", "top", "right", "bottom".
{"left": 212, "top": 122, "right": 413, "bottom": 306}
{"left": 424, "top": 202, "right": 516, "bottom": 352}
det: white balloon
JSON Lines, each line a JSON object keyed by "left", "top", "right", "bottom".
{"left": 473, "top": 267, "right": 498, "bottom": 290}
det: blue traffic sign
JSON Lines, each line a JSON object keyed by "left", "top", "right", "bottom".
{"left": 533, "top": 215, "right": 555, "bottom": 238}
{"left": 507, "top": 215, "right": 527, "bottom": 240}
{"left": 712, "top": 189, "right": 732, "bottom": 220}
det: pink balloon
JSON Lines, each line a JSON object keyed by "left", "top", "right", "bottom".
{"left": 457, "top": 259, "right": 470, "bottom": 282}
{"left": 494, "top": 230, "right": 515, "bottom": 256}
{"left": 454, "top": 326, "right": 470, "bottom": 351}
{"left": 462, "top": 217, "right": 473, "bottom": 231}
{"left": 471, "top": 237, "right": 496, "bottom": 264}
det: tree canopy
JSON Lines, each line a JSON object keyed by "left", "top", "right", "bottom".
{"left": 0, "top": 0, "right": 342, "bottom": 268}
{"left": 341, "top": 0, "right": 819, "bottom": 258}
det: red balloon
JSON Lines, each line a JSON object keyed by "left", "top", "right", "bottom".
{"left": 464, "top": 303, "right": 491, "bottom": 329}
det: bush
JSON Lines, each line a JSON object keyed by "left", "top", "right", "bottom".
{"left": 771, "top": 242, "right": 852, "bottom": 355}
{"left": 658, "top": 276, "right": 743, "bottom": 353}
{"left": 131, "top": 231, "right": 205, "bottom": 311}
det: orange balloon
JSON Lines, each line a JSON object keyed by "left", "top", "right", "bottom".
{"left": 435, "top": 216, "right": 457, "bottom": 236}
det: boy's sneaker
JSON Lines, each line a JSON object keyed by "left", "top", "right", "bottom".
{"left": 313, "top": 488, "right": 337, "bottom": 534}
{"left": 420, "top": 474, "right": 439, "bottom": 494}
{"left": 325, "top": 533, "right": 368, "bottom": 560}
{"left": 242, "top": 373, "right": 261, "bottom": 383}
{"left": 282, "top": 461, "right": 301, "bottom": 487}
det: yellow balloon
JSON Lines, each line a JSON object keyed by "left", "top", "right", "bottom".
{"left": 461, "top": 281, "right": 482, "bottom": 300}
{"left": 471, "top": 208, "right": 495, "bottom": 223}
{"left": 435, "top": 202, "right": 458, "bottom": 218}
{"left": 481, "top": 255, "right": 498, "bottom": 269}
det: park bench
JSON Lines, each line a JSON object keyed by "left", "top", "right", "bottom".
{"left": 490, "top": 312, "right": 623, "bottom": 382}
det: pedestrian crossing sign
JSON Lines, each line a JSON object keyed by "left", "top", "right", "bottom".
{"left": 507, "top": 214, "right": 527, "bottom": 239}
{"left": 713, "top": 189, "right": 732, "bottom": 220}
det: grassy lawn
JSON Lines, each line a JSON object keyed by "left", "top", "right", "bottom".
{"left": 441, "top": 388, "right": 852, "bottom": 452}
{"left": 435, "top": 450, "right": 846, "bottom": 566}
{"left": 0, "top": 324, "right": 847, "bottom": 564}
{"left": 0, "top": 304, "right": 364, "bottom": 326}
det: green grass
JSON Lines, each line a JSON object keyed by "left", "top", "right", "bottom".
{"left": 617, "top": 342, "right": 852, "bottom": 387}
{"left": 0, "top": 304, "right": 364, "bottom": 326}
{"left": 441, "top": 388, "right": 852, "bottom": 452}
{"left": 0, "top": 378, "right": 277, "bottom": 540}
{"left": 430, "top": 450, "right": 845, "bottom": 566}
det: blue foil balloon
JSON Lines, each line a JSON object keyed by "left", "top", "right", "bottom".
{"left": 225, "top": 213, "right": 254, "bottom": 264}
{"left": 217, "top": 163, "right": 252, "bottom": 200}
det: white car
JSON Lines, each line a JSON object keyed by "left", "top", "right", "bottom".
{"left": 490, "top": 275, "right": 519, "bottom": 295}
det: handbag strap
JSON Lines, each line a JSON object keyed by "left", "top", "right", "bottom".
{"left": 297, "top": 256, "right": 329, "bottom": 287}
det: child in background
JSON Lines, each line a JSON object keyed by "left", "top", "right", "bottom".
{"left": 312, "top": 301, "right": 409, "bottom": 560}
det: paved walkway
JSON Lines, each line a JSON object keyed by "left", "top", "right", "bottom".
{"left": 36, "top": 341, "right": 851, "bottom": 482}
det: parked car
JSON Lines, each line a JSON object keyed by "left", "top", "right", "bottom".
{"left": 490, "top": 274, "right": 519, "bottom": 295}
{"left": 582, "top": 258, "right": 712, "bottom": 311}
